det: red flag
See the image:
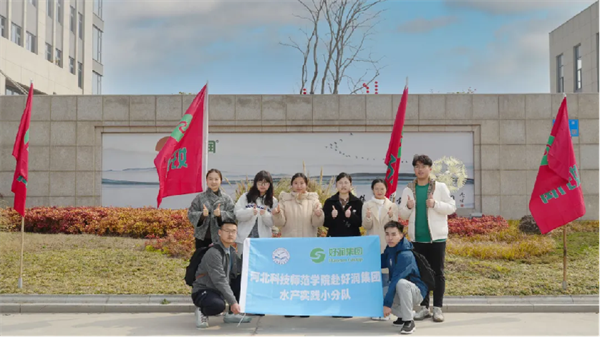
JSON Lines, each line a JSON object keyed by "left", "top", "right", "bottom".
{"left": 529, "top": 97, "right": 585, "bottom": 234}
{"left": 384, "top": 85, "right": 408, "bottom": 199}
{"left": 154, "top": 85, "right": 208, "bottom": 207}
{"left": 12, "top": 84, "right": 33, "bottom": 216}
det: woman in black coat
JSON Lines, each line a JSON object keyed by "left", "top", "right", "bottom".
{"left": 323, "top": 172, "right": 363, "bottom": 238}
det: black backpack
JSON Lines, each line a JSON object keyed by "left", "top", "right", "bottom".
{"left": 184, "top": 246, "right": 212, "bottom": 287}
{"left": 395, "top": 250, "right": 436, "bottom": 291}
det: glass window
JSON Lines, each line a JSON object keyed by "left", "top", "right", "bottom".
{"left": 11, "top": 23, "right": 21, "bottom": 45}
{"left": 46, "top": 43, "right": 52, "bottom": 61}
{"left": 92, "top": 26, "right": 102, "bottom": 63}
{"left": 26, "top": 32, "right": 36, "bottom": 53}
{"left": 69, "top": 57, "right": 75, "bottom": 74}
{"left": 6, "top": 87, "right": 21, "bottom": 95}
{"left": 93, "top": 0, "right": 103, "bottom": 19}
{"left": 92, "top": 72, "right": 102, "bottom": 94}
{"left": 55, "top": 48, "right": 63, "bottom": 67}
{"left": 574, "top": 45, "right": 582, "bottom": 91}
{"left": 57, "top": 0, "right": 63, "bottom": 24}
{"left": 78, "top": 62, "right": 83, "bottom": 88}
{"left": 70, "top": 6, "right": 76, "bottom": 33}
{"left": 78, "top": 12, "right": 83, "bottom": 39}
{"left": 0, "top": 16, "right": 5, "bottom": 38}
{"left": 47, "top": 0, "right": 53, "bottom": 18}
{"left": 556, "top": 54, "right": 564, "bottom": 93}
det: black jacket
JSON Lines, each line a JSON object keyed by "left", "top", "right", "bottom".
{"left": 323, "top": 193, "right": 363, "bottom": 237}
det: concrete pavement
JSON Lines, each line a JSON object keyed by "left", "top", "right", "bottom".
{"left": 1, "top": 312, "right": 598, "bottom": 335}
{"left": 0, "top": 295, "right": 597, "bottom": 314}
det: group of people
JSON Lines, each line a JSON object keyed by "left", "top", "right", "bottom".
{"left": 187, "top": 154, "right": 457, "bottom": 334}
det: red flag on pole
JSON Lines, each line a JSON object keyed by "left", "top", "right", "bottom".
{"left": 384, "top": 84, "right": 408, "bottom": 199}
{"left": 529, "top": 97, "right": 585, "bottom": 234}
{"left": 12, "top": 83, "right": 33, "bottom": 216}
{"left": 154, "top": 85, "right": 209, "bottom": 208}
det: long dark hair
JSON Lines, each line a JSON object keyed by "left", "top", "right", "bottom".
{"left": 246, "top": 170, "right": 274, "bottom": 208}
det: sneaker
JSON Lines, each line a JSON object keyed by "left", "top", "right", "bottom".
{"left": 413, "top": 306, "right": 431, "bottom": 321}
{"left": 223, "top": 313, "right": 252, "bottom": 324}
{"left": 195, "top": 308, "right": 209, "bottom": 329}
{"left": 432, "top": 306, "right": 444, "bottom": 322}
{"left": 371, "top": 316, "right": 390, "bottom": 321}
{"left": 400, "top": 320, "right": 416, "bottom": 334}
{"left": 392, "top": 318, "right": 405, "bottom": 326}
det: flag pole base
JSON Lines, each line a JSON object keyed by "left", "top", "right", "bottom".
{"left": 18, "top": 278, "right": 22, "bottom": 289}
{"left": 562, "top": 281, "right": 567, "bottom": 290}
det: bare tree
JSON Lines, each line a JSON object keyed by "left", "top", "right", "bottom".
{"left": 282, "top": 0, "right": 386, "bottom": 94}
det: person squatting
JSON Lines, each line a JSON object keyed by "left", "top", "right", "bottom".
{"left": 187, "top": 154, "right": 456, "bottom": 334}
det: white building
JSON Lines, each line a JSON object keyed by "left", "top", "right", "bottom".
{"left": 0, "top": 0, "right": 103, "bottom": 95}
{"left": 549, "top": 1, "right": 599, "bottom": 93}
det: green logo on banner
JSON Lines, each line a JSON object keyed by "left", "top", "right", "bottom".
{"left": 17, "top": 176, "right": 28, "bottom": 186}
{"left": 171, "top": 115, "right": 193, "bottom": 142}
{"left": 540, "top": 135, "right": 555, "bottom": 166}
{"left": 310, "top": 248, "right": 326, "bottom": 263}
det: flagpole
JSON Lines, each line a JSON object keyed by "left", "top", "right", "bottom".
{"left": 18, "top": 216, "right": 25, "bottom": 288}
{"left": 562, "top": 90, "right": 567, "bottom": 291}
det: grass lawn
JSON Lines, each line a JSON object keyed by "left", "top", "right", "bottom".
{"left": 1, "top": 230, "right": 598, "bottom": 295}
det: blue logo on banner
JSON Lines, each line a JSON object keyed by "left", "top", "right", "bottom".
{"left": 552, "top": 119, "right": 579, "bottom": 137}
{"left": 240, "top": 236, "right": 383, "bottom": 317}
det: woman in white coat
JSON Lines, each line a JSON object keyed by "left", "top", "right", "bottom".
{"left": 234, "top": 170, "right": 278, "bottom": 256}
{"left": 362, "top": 178, "right": 398, "bottom": 321}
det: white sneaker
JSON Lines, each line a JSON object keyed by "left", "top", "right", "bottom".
{"left": 223, "top": 313, "right": 252, "bottom": 324}
{"left": 432, "top": 306, "right": 444, "bottom": 322}
{"left": 371, "top": 316, "right": 390, "bottom": 321}
{"left": 195, "top": 308, "right": 209, "bottom": 329}
{"left": 413, "top": 306, "right": 431, "bottom": 321}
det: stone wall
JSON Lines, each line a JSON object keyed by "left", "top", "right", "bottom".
{"left": 0, "top": 93, "right": 597, "bottom": 219}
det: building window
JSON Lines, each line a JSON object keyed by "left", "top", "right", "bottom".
{"left": 11, "top": 23, "right": 21, "bottom": 45}
{"left": 57, "top": 0, "right": 63, "bottom": 24}
{"left": 0, "top": 16, "right": 5, "bottom": 38}
{"left": 78, "top": 13, "right": 83, "bottom": 39}
{"left": 29, "top": 0, "right": 37, "bottom": 7}
{"left": 556, "top": 54, "right": 564, "bottom": 93}
{"left": 93, "top": 0, "right": 102, "bottom": 19}
{"left": 78, "top": 62, "right": 83, "bottom": 88}
{"left": 92, "top": 72, "right": 102, "bottom": 94}
{"left": 47, "top": 0, "right": 53, "bottom": 18}
{"left": 574, "top": 44, "right": 582, "bottom": 91}
{"left": 6, "top": 87, "right": 21, "bottom": 95}
{"left": 45, "top": 43, "right": 52, "bottom": 61}
{"left": 26, "top": 32, "right": 37, "bottom": 53}
{"left": 92, "top": 26, "right": 102, "bottom": 63}
{"left": 55, "top": 48, "right": 62, "bottom": 67}
{"left": 69, "top": 57, "right": 75, "bottom": 74}
{"left": 70, "top": 6, "right": 76, "bottom": 33}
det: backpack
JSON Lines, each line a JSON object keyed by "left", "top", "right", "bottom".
{"left": 395, "top": 250, "right": 436, "bottom": 291}
{"left": 184, "top": 246, "right": 212, "bottom": 287}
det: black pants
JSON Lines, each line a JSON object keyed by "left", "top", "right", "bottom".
{"left": 413, "top": 241, "right": 446, "bottom": 308}
{"left": 195, "top": 238, "right": 212, "bottom": 250}
{"left": 191, "top": 275, "right": 241, "bottom": 316}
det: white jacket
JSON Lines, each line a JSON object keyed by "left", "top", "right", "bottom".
{"left": 398, "top": 180, "right": 456, "bottom": 242}
{"left": 273, "top": 191, "right": 324, "bottom": 238}
{"left": 234, "top": 193, "right": 278, "bottom": 244}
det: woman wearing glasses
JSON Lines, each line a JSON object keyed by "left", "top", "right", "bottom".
{"left": 234, "top": 170, "right": 278, "bottom": 256}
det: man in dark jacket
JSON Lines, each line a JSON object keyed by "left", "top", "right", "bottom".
{"left": 191, "top": 218, "right": 252, "bottom": 329}
{"left": 381, "top": 221, "right": 428, "bottom": 334}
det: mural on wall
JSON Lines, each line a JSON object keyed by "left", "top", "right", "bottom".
{"left": 102, "top": 132, "right": 475, "bottom": 209}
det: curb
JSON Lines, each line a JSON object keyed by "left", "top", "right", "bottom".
{"left": 1, "top": 295, "right": 597, "bottom": 314}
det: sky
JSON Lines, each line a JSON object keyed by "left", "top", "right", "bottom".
{"left": 101, "top": 0, "right": 597, "bottom": 95}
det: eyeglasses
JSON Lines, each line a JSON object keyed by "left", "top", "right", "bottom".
{"left": 257, "top": 182, "right": 270, "bottom": 187}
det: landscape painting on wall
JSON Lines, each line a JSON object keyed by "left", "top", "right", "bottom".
{"left": 102, "top": 132, "right": 475, "bottom": 209}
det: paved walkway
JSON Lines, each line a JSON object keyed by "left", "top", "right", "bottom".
{"left": 1, "top": 312, "right": 598, "bottom": 335}
{"left": 1, "top": 295, "right": 597, "bottom": 313}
